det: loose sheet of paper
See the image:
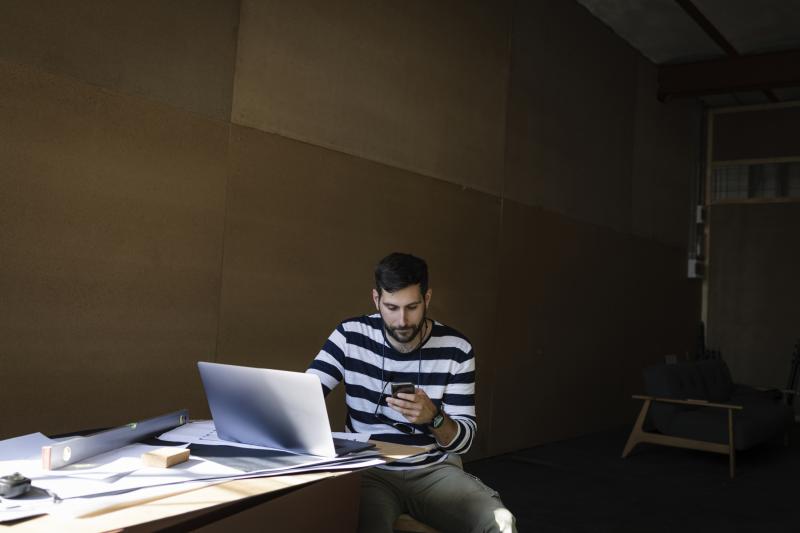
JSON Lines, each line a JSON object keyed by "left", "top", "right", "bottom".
{"left": 0, "top": 425, "right": 388, "bottom": 523}
{"left": 0, "top": 432, "right": 55, "bottom": 461}
{"left": 0, "top": 433, "right": 58, "bottom": 521}
{"left": 33, "top": 444, "right": 242, "bottom": 499}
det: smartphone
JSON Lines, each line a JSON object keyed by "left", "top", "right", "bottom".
{"left": 391, "top": 382, "right": 415, "bottom": 398}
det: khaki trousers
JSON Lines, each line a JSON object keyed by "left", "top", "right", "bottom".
{"left": 359, "top": 454, "right": 517, "bottom": 533}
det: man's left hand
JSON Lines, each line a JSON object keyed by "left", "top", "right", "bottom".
{"left": 386, "top": 388, "right": 437, "bottom": 425}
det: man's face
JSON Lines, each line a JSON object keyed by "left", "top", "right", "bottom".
{"left": 373, "top": 284, "right": 432, "bottom": 345}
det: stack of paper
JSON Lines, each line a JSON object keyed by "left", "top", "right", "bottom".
{"left": 0, "top": 422, "right": 386, "bottom": 523}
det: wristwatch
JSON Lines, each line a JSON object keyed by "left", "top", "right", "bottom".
{"left": 430, "top": 407, "right": 445, "bottom": 429}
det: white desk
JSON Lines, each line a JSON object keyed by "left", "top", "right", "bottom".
{"left": 1, "top": 441, "right": 421, "bottom": 532}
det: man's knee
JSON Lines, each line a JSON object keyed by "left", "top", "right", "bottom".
{"left": 461, "top": 495, "right": 516, "bottom": 533}
{"left": 453, "top": 470, "right": 516, "bottom": 533}
{"left": 488, "top": 506, "right": 516, "bottom": 533}
{"left": 421, "top": 477, "right": 516, "bottom": 533}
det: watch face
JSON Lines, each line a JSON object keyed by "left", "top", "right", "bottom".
{"left": 432, "top": 413, "right": 444, "bottom": 428}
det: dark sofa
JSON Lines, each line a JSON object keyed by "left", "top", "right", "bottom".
{"left": 622, "top": 359, "right": 794, "bottom": 477}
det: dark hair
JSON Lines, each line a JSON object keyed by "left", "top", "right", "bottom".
{"left": 374, "top": 253, "right": 428, "bottom": 295}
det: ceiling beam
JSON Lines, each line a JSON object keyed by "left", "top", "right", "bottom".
{"left": 673, "top": 0, "right": 780, "bottom": 103}
{"left": 658, "top": 48, "right": 800, "bottom": 100}
{"left": 674, "top": 0, "right": 739, "bottom": 57}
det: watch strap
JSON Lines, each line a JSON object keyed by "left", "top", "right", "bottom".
{"left": 430, "top": 407, "right": 445, "bottom": 429}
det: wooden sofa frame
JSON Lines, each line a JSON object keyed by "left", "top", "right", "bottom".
{"left": 622, "top": 394, "right": 743, "bottom": 478}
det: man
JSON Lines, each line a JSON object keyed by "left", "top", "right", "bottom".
{"left": 307, "top": 252, "right": 516, "bottom": 533}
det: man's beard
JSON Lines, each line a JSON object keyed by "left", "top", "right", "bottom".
{"left": 385, "top": 311, "right": 427, "bottom": 346}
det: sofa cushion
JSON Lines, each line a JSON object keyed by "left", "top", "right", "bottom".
{"left": 694, "top": 359, "right": 734, "bottom": 402}
{"left": 644, "top": 362, "right": 708, "bottom": 400}
{"left": 665, "top": 401, "right": 793, "bottom": 451}
{"left": 643, "top": 363, "right": 708, "bottom": 433}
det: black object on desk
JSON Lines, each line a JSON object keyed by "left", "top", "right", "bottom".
{"left": 0, "top": 473, "right": 31, "bottom": 499}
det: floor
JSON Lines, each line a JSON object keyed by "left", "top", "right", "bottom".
{"left": 464, "top": 424, "right": 800, "bottom": 533}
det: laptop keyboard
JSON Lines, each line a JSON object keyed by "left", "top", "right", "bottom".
{"left": 332, "top": 437, "right": 375, "bottom": 456}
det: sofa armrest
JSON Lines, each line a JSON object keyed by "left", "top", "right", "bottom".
{"left": 753, "top": 386, "right": 796, "bottom": 394}
{"left": 632, "top": 394, "right": 743, "bottom": 411}
{"left": 750, "top": 387, "right": 797, "bottom": 402}
{"left": 780, "top": 389, "right": 798, "bottom": 404}
{"left": 752, "top": 386, "right": 795, "bottom": 393}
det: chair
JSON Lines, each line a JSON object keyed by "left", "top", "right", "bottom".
{"left": 394, "top": 513, "right": 441, "bottom": 533}
{"left": 622, "top": 359, "right": 794, "bottom": 478}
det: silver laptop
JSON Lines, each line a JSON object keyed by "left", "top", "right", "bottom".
{"left": 197, "top": 361, "right": 372, "bottom": 458}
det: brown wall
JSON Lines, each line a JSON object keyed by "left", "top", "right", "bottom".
{"left": 0, "top": 0, "right": 241, "bottom": 121}
{"left": 707, "top": 104, "right": 800, "bottom": 389}
{"left": 708, "top": 203, "right": 800, "bottom": 388}
{"left": 232, "top": 0, "right": 510, "bottom": 196}
{"left": 713, "top": 104, "right": 800, "bottom": 162}
{"left": 0, "top": 59, "right": 228, "bottom": 435}
{"left": 0, "top": 1, "right": 701, "bottom": 457}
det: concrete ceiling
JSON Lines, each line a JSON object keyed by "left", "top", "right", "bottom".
{"left": 575, "top": 0, "right": 800, "bottom": 106}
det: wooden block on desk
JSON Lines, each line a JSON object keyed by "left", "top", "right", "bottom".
{"left": 142, "top": 447, "right": 190, "bottom": 468}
